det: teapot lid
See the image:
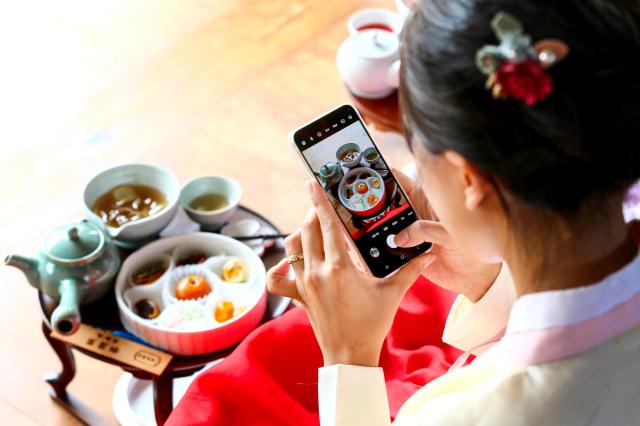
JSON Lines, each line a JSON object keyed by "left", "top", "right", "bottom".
{"left": 44, "top": 222, "right": 105, "bottom": 264}
{"left": 319, "top": 163, "right": 337, "bottom": 175}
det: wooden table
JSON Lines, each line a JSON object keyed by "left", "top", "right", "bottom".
{"left": 38, "top": 207, "right": 289, "bottom": 426}
{"left": 0, "top": 2, "right": 414, "bottom": 424}
{"left": 348, "top": 88, "right": 402, "bottom": 133}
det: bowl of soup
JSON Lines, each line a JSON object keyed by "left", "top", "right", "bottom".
{"left": 336, "top": 143, "right": 363, "bottom": 168}
{"left": 83, "top": 163, "right": 180, "bottom": 244}
{"left": 180, "top": 176, "right": 242, "bottom": 230}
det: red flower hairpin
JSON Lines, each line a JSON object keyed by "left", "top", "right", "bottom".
{"left": 476, "top": 12, "right": 569, "bottom": 106}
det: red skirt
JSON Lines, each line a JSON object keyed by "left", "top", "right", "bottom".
{"left": 167, "top": 277, "right": 462, "bottom": 425}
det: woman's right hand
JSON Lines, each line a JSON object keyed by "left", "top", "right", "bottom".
{"left": 394, "top": 168, "right": 501, "bottom": 302}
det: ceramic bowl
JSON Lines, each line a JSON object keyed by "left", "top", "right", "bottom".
{"left": 338, "top": 167, "right": 386, "bottom": 216}
{"left": 83, "top": 163, "right": 180, "bottom": 244}
{"left": 336, "top": 143, "right": 363, "bottom": 168}
{"left": 115, "top": 233, "right": 267, "bottom": 355}
{"left": 363, "top": 147, "right": 381, "bottom": 166}
{"left": 180, "top": 176, "right": 242, "bottom": 230}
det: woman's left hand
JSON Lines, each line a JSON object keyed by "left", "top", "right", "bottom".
{"left": 267, "top": 181, "right": 429, "bottom": 367}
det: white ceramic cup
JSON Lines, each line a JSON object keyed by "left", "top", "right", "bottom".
{"left": 347, "top": 8, "right": 404, "bottom": 36}
{"left": 180, "top": 176, "right": 242, "bottom": 230}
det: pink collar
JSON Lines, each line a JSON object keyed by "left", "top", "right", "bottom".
{"left": 452, "top": 251, "right": 640, "bottom": 370}
{"left": 477, "top": 287, "right": 640, "bottom": 367}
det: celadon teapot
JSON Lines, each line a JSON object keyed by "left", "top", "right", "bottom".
{"left": 5, "top": 221, "right": 120, "bottom": 335}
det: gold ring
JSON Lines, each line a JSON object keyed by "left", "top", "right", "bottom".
{"left": 286, "top": 253, "right": 304, "bottom": 264}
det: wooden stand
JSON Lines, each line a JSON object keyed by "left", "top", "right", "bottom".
{"left": 347, "top": 88, "right": 402, "bottom": 133}
{"left": 39, "top": 206, "right": 289, "bottom": 425}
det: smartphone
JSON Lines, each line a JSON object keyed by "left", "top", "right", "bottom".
{"left": 289, "top": 104, "right": 431, "bottom": 278}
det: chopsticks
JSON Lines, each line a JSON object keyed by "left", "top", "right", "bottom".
{"left": 230, "top": 233, "right": 289, "bottom": 241}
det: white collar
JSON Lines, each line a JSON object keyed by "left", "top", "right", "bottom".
{"left": 506, "top": 251, "right": 640, "bottom": 334}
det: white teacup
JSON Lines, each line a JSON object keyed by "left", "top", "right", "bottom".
{"left": 180, "top": 176, "right": 242, "bottom": 230}
{"left": 347, "top": 8, "right": 404, "bottom": 36}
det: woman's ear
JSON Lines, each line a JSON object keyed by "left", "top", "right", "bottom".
{"left": 443, "top": 150, "right": 493, "bottom": 210}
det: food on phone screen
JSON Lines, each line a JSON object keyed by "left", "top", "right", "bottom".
{"left": 351, "top": 195, "right": 366, "bottom": 210}
{"left": 342, "top": 150, "right": 359, "bottom": 162}
{"left": 345, "top": 188, "right": 354, "bottom": 199}
{"left": 338, "top": 168, "right": 386, "bottom": 216}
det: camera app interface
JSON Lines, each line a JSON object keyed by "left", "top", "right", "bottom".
{"left": 294, "top": 106, "right": 430, "bottom": 277}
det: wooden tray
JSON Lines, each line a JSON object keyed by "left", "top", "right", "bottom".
{"left": 39, "top": 205, "right": 290, "bottom": 426}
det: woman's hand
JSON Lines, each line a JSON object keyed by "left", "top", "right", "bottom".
{"left": 267, "top": 181, "right": 429, "bottom": 367}
{"left": 393, "top": 169, "right": 501, "bottom": 302}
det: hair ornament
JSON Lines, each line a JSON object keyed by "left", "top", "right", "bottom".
{"left": 476, "top": 12, "right": 569, "bottom": 106}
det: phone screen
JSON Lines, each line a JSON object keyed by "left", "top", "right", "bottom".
{"left": 292, "top": 104, "right": 431, "bottom": 277}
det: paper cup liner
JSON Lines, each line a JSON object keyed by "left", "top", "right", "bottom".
{"left": 205, "top": 255, "right": 254, "bottom": 287}
{"left": 163, "top": 264, "right": 221, "bottom": 306}
{"left": 204, "top": 289, "right": 255, "bottom": 326}
{"left": 155, "top": 301, "right": 209, "bottom": 331}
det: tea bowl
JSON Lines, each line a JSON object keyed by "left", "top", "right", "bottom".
{"left": 180, "top": 176, "right": 242, "bottom": 230}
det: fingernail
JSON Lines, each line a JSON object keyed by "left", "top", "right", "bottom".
{"left": 395, "top": 232, "right": 408, "bottom": 246}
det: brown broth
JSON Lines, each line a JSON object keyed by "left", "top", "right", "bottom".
{"left": 189, "top": 193, "right": 229, "bottom": 212}
{"left": 92, "top": 184, "right": 167, "bottom": 228}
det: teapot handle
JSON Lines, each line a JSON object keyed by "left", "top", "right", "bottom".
{"left": 51, "top": 278, "right": 81, "bottom": 335}
{"left": 386, "top": 59, "right": 401, "bottom": 89}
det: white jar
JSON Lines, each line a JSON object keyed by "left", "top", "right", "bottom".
{"left": 336, "top": 30, "right": 401, "bottom": 99}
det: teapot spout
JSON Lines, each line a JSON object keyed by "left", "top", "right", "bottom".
{"left": 4, "top": 254, "right": 40, "bottom": 289}
{"left": 51, "top": 279, "right": 81, "bottom": 335}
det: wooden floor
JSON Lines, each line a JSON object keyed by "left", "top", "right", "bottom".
{"left": 0, "top": 0, "right": 411, "bottom": 424}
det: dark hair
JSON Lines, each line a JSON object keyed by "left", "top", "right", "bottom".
{"left": 400, "top": 0, "right": 640, "bottom": 214}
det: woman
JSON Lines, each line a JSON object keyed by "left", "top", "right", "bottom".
{"left": 267, "top": 0, "right": 640, "bottom": 424}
